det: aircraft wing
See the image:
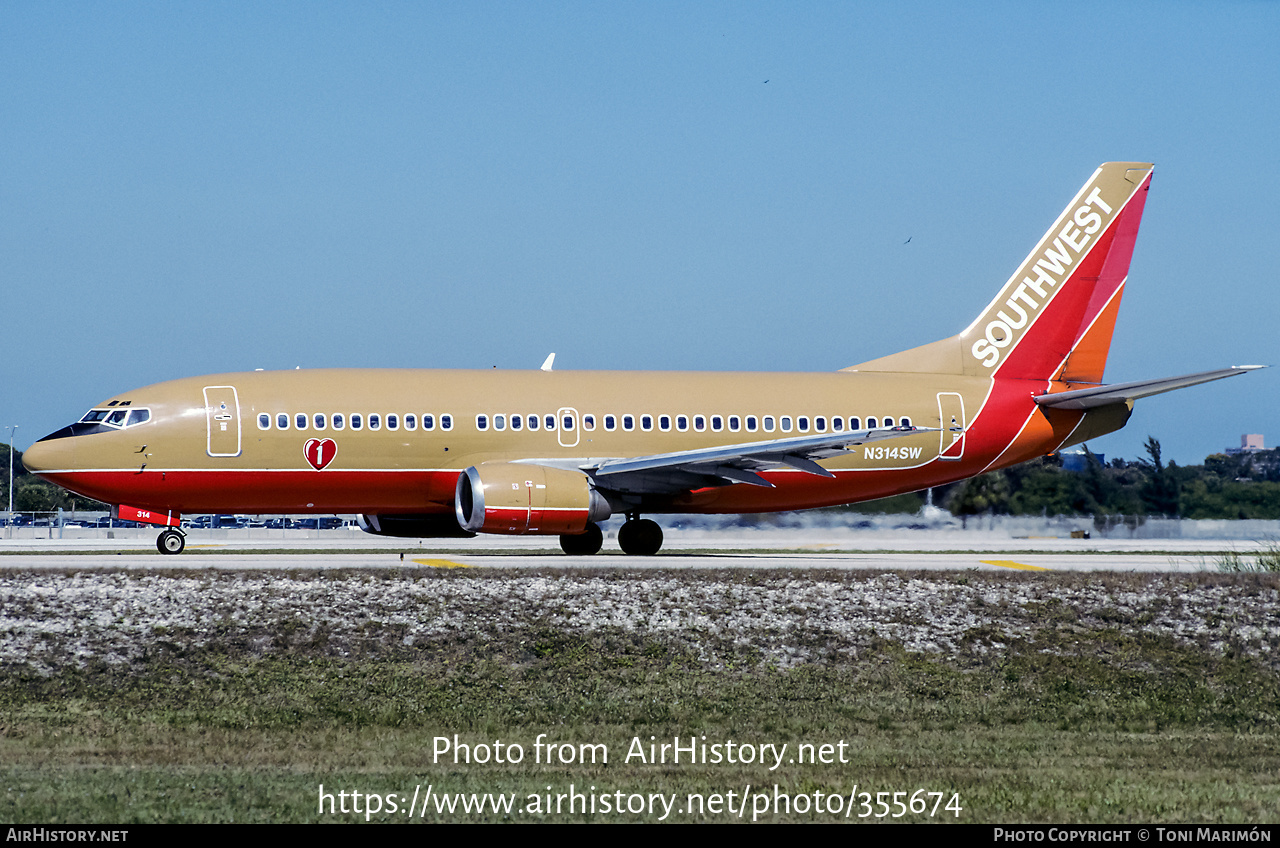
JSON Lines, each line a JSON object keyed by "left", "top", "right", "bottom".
{"left": 1034, "top": 366, "right": 1265, "bottom": 411}
{"left": 588, "top": 426, "right": 935, "bottom": 493}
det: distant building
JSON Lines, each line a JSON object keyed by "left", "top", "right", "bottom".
{"left": 1060, "top": 449, "right": 1103, "bottom": 472}
{"left": 1225, "top": 434, "right": 1265, "bottom": 456}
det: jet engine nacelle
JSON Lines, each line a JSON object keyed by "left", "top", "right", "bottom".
{"left": 455, "top": 463, "right": 612, "bottom": 535}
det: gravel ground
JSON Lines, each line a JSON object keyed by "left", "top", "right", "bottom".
{"left": 3, "top": 568, "right": 1279, "bottom": 674}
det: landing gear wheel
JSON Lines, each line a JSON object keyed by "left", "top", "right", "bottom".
{"left": 157, "top": 529, "right": 186, "bottom": 555}
{"left": 560, "top": 522, "right": 604, "bottom": 555}
{"left": 618, "top": 518, "right": 663, "bottom": 556}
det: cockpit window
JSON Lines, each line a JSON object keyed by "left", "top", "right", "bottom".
{"left": 78, "top": 407, "right": 151, "bottom": 429}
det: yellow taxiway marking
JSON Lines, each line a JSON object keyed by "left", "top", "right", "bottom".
{"left": 412, "top": 558, "right": 473, "bottom": 569}
{"left": 981, "top": 559, "right": 1050, "bottom": 572}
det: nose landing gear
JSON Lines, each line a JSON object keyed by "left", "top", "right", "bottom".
{"left": 157, "top": 528, "right": 186, "bottom": 555}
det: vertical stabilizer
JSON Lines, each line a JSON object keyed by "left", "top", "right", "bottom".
{"left": 848, "top": 163, "right": 1153, "bottom": 382}
{"left": 962, "top": 162, "right": 1152, "bottom": 380}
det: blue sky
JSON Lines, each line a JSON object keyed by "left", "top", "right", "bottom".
{"left": 4, "top": 2, "right": 1277, "bottom": 464}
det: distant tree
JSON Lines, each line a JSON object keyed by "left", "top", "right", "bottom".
{"left": 947, "top": 471, "right": 1010, "bottom": 522}
{"left": 870, "top": 438, "right": 1280, "bottom": 520}
{"left": 1137, "top": 437, "right": 1180, "bottom": 516}
{"left": 3, "top": 448, "right": 106, "bottom": 513}
{"left": 1080, "top": 446, "right": 1120, "bottom": 509}
{"left": 1008, "top": 464, "right": 1099, "bottom": 516}
{"left": 1203, "top": 453, "right": 1240, "bottom": 480}
{"left": 15, "top": 478, "right": 66, "bottom": 512}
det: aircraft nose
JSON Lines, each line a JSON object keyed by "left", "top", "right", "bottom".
{"left": 20, "top": 435, "right": 74, "bottom": 476}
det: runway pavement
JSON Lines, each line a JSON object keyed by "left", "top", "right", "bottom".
{"left": 0, "top": 548, "right": 1246, "bottom": 573}
{"left": 4, "top": 520, "right": 1275, "bottom": 572}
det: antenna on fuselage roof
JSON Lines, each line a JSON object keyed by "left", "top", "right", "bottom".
{"left": 540, "top": 353, "right": 555, "bottom": 372}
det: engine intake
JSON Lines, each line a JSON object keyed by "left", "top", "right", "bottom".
{"left": 455, "top": 463, "right": 611, "bottom": 535}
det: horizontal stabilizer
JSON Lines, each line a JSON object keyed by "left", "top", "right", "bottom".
{"left": 1034, "top": 366, "right": 1265, "bottom": 410}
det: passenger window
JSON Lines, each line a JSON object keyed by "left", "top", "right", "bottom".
{"left": 832, "top": 417, "right": 843, "bottom": 431}
{"left": 527, "top": 414, "right": 538, "bottom": 430}
{"left": 387, "top": 414, "right": 398, "bottom": 430}
{"left": 676, "top": 415, "right": 688, "bottom": 431}
{"left": 296, "top": 413, "right": 307, "bottom": 431}
{"left": 276, "top": 413, "right": 289, "bottom": 430}
{"left": 544, "top": 414, "right": 555, "bottom": 431}
{"left": 866, "top": 417, "right": 877, "bottom": 429}
{"left": 369, "top": 414, "right": 381, "bottom": 430}
{"left": 797, "top": 416, "right": 809, "bottom": 432}
{"left": 314, "top": 413, "right": 326, "bottom": 430}
{"left": 746, "top": 415, "right": 758, "bottom": 432}
{"left": 814, "top": 416, "right": 826, "bottom": 432}
{"left": 258, "top": 413, "right": 270, "bottom": 430}
{"left": 641, "top": 415, "right": 653, "bottom": 431}
{"left": 494, "top": 414, "right": 505, "bottom": 431}
{"left": 763, "top": 416, "right": 775, "bottom": 432}
{"left": 900, "top": 417, "right": 912, "bottom": 427}
{"left": 441, "top": 415, "right": 453, "bottom": 430}
{"left": 476, "top": 415, "right": 488, "bottom": 431}
{"left": 659, "top": 415, "right": 671, "bottom": 431}
{"left": 511, "top": 414, "right": 522, "bottom": 431}
{"left": 562, "top": 415, "right": 574, "bottom": 431}
{"left": 728, "top": 415, "right": 739, "bottom": 432}
{"left": 711, "top": 415, "right": 723, "bottom": 431}
{"left": 781, "top": 416, "right": 793, "bottom": 433}
{"left": 583, "top": 415, "right": 595, "bottom": 431}
{"left": 849, "top": 417, "right": 860, "bottom": 431}
{"left": 333, "top": 414, "right": 345, "bottom": 430}
{"left": 693, "top": 415, "right": 705, "bottom": 431}
{"left": 423, "top": 414, "right": 434, "bottom": 431}
{"left": 624, "top": 415, "right": 636, "bottom": 431}
{"left": 405, "top": 414, "right": 416, "bottom": 431}
{"left": 604, "top": 415, "right": 616, "bottom": 431}
{"left": 351, "top": 414, "right": 363, "bottom": 430}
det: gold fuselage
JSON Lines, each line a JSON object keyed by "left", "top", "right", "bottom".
{"left": 22, "top": 366, "right": 1108, "bottom": 518}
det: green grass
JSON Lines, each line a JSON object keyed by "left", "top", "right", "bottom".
{"left": 2, "top": 568, "right": 1279, "bottom": 822}
{"left": 1215, "top": 541, "right": 1280, "bottom": 572}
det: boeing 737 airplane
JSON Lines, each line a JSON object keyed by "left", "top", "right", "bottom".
{"left": 21, "top": 162, "right": 1261, "bottom": 555}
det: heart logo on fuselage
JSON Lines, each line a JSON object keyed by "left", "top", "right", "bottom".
{"left": 304, "top": 438, "right": 337, "bottom": 471}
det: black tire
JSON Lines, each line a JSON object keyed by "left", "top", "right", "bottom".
{"left": 617, "top": 518, "right": 663, "bottom": 556}
{"left": 559, "top": 522, "right": 604, "bottom": 555}
{"left": 157, "top": 529, "right": 186, "bottom": 555}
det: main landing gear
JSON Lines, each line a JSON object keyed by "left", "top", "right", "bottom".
{"left": 557, "top": 515, "right": 665, "bottom": 556}
{"left": 617, "top": 516, "right": 662, "bottom": 556}
{"left": 559, "top": 522, "right": 604, "bottom": 555}
{"left": 157, "top": 528, "right": 186, "bottom": 555}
